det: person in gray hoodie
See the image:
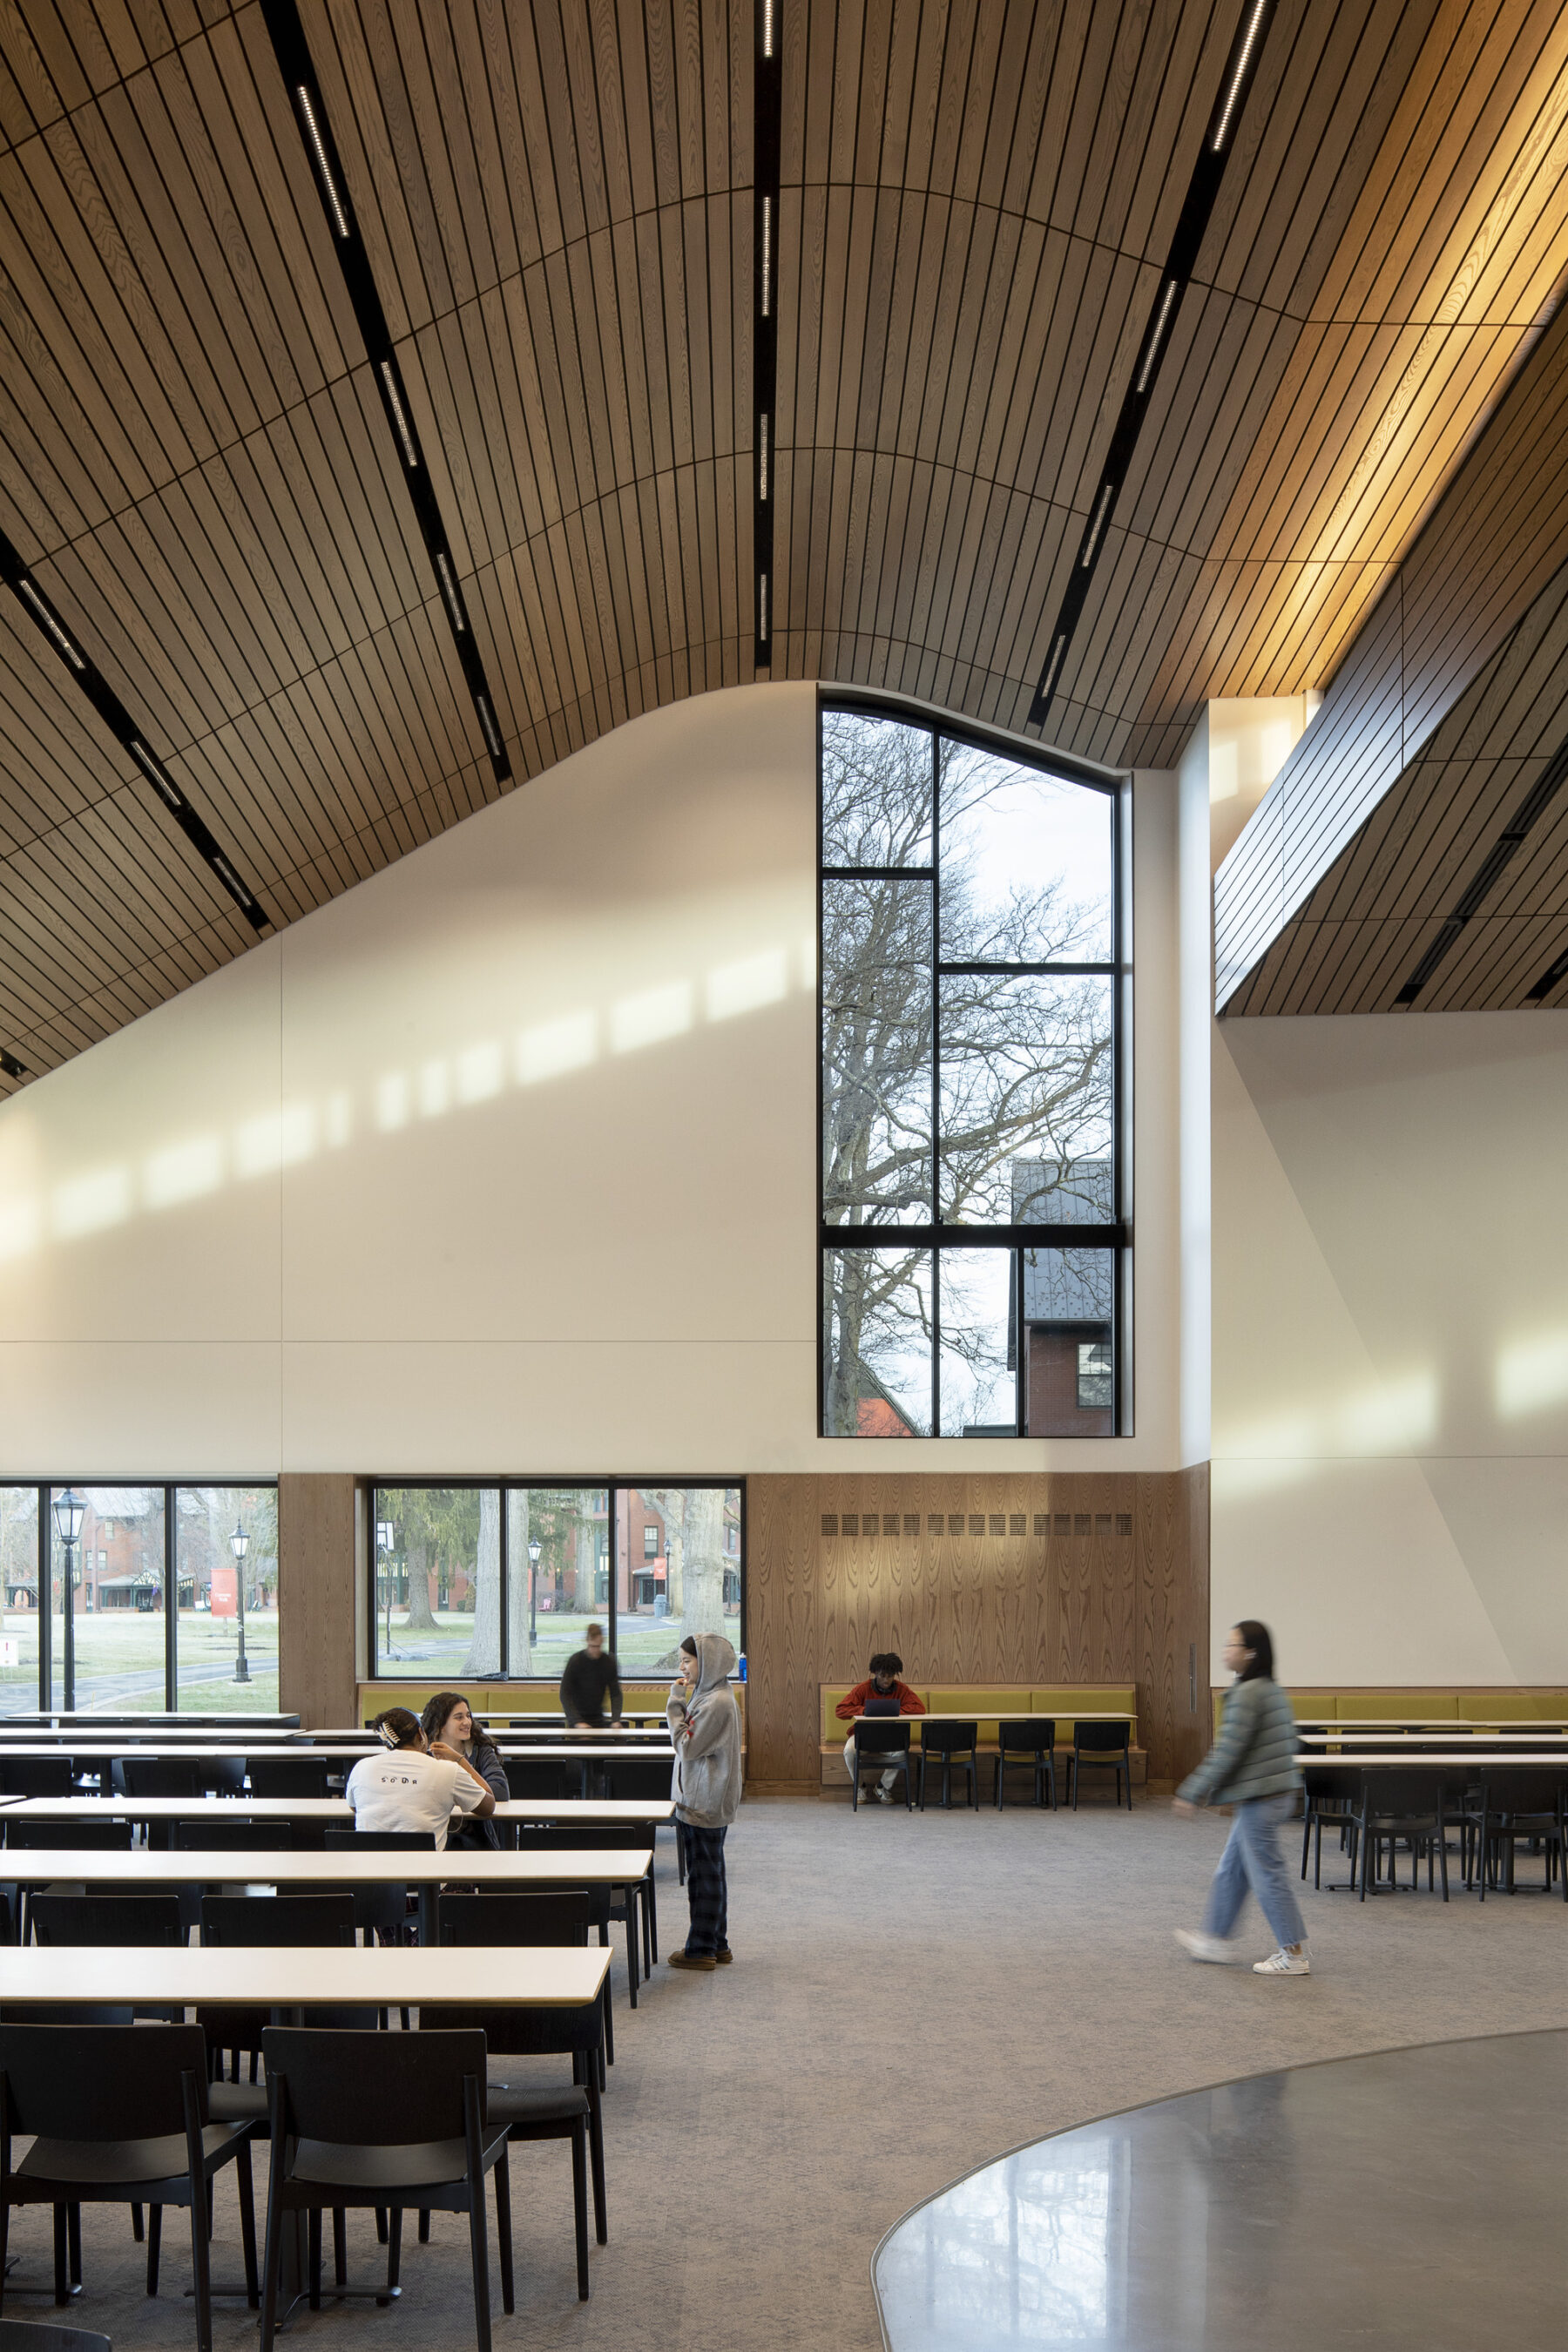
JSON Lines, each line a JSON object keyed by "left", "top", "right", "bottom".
{"left": 1173, "top": 1619, "right": 1309, "bottom": 1977}
{"left": 666, "top": 1630, "right": 742, "bottom": 1973}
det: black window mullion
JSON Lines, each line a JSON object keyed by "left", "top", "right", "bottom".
{"left": 1016, "top": 1248, "right": 1025, "bottom": 1437}
{"left": 166, "top": 1485, "right": 178, "bottom": 1711}
{"left": 497, "top": 1483, "right": 508, "bottom": 1680}
{"left": 37, "top": 1484, "right": 49, "bottom": 1713}
{"left": 930, "top": 729, "right": 942, "bottom": 1434}
{"left": 607, "top": 1485, "right": 618, "bottom": 1662}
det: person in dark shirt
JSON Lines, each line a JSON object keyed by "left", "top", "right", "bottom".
{"left": 559, "top": 1621, "right": 624, "bottom": 1727}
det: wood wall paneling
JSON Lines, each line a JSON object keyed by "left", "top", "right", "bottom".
{"left": 745, "top": 1470, "right": 1208, "bottom": 1790}
{"left": 278, "top": 1470, "right": 359, "bottom": 1728}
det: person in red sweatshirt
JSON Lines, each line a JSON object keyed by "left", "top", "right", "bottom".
{"left": 836, "top": 1652, "right": 926, "bottom": 1801}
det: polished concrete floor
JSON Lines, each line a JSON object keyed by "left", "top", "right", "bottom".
{"left": 875, "top": 2030, "right": 1568, "bottom": 2352}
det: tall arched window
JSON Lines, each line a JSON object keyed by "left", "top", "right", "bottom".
{"left": 820, "top": 699, "right": 1127, "bottom": 1437}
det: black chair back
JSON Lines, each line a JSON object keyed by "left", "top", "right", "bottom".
{"left": 922, "top": 1720, "right": 977, "bottom": 1754}
{"left": 851, "top": 1720, "right": 910, "bottom": 1756}
{"left": 261, "top": 2026, "right": 485, "bottom": 2145}
{"left": 1477, "top": 1769, "right": 1568, "bottom": 1816}
{"left": 246, "top": 1760, "right": 332, "bottom": 1801}
{"left": 322, "top": 1829, "right": 436, "bottom": 1851}
{"left": 511, "top": 1823, "right": 652, "bottom": 1857}
{"left": 30, "top": 1894, "right": 184, "bottom": 1948}
{"left": 175, "top": 1819, "right": 294, "bottom": 1853}
{"left": 200, "top": 1894, "right": 355, "bottom": 1947}
{"left": 999, "top": 1718, "right": 1055, "bottom": 1753}
{"left": 602, "top": 1759, "right": 673, "bottom": 1802}
{"left": 0, "top": 2022, "right": 208, "bottom": 2139}
{"left": 426, "top": 1997, "right": 602, "bottom": 2060}
{"left": 1358, "top": 1767, "right": 1450, "bottom": 1818}
{"left": 116, "top": 1759, "right": 204, "bottom": 1801}
{"left": 440, "top": 1892, "right": 592, "bottom": 1947}
{"left": 1074, "top": 1720, "right": 1130, "bottom": 1754}
{"left": 4, "top": 1821, "right": 132, "bottom": 1851}
{"left": 504, "top": 1761, "right": 570, "bottom": 1801}
{"left": 0, "top": 1758, "right": 74, "bottom": 1798}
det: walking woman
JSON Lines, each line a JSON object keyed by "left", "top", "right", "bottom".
{"left": 420, "top": 1691, "right": 508, "bottom": 1851}
{"left": 1174, "top": 1621, "right": 1310, "bottom": 1976}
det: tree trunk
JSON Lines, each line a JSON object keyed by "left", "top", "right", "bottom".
{"left": 402, "top": 1540, "right": 436, "bottom": 1631}
{"left": 648, "top": 1490, "right": 729, "bottom": 1645}
{"left": 462, "top": 1492, "right": 502, "bottom": 1676}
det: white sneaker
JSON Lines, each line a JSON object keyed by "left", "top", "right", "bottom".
{"left": 1174, "top": 1930, "right": 1233, "bottom": 1963}
{"left": 874, "top": 1786, "right": 892, "bottom": 1804}
{"left": 1252, "top": 1946, "right": 1311, "bottom": 1976}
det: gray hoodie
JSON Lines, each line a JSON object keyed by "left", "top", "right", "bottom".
{"left": 666, "top": 1632, "right": 742, "bottom": 1828}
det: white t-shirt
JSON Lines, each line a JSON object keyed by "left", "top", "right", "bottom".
{"left": 345, "top": 1750, "right": 486, "bottom": 1852}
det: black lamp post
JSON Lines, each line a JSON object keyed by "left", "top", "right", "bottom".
{"left": 229, "top": 1517, "right": 251, "bottom": 1684}
{"left": 528, "top": 1537, "right": 541, "bottom": 1641}
{"left": 377, "top": 1519, "right": 395, "bottom": 1659}
{"left": 51, "top": 1486, "right": 84, "bottom": 1713}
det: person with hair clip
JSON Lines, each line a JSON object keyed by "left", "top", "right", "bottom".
{"left": 419, "top": 1691, "right": 508, "bottom": 1851}
{"left": 345, "top": 1706, "right": 496, "bottom": 1852}
{"left": 1173, "top": 1620, "right": 1309, "bottom": 1976}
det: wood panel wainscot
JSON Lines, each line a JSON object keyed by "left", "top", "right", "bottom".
{"left": 745, "top": 1470, "right": 1208, "bottom": 1794}
{"left": 278, "top": 1473, "right": 360, "bottom": 1730}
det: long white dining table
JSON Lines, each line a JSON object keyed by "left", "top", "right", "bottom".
{"left": 0, "top": 1937, "right": 610, "bottom": 2011}
{"left": 0, "top": 1794, "right": 673, "bottom": 1826}
{"left": 0, "top": 1844, "right": 656, "bottom": 1953}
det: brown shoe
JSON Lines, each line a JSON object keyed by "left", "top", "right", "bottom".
{"left": 667, "top": 1950, "right": 716, "bottom": 1972}
{"left": 714, "top": 1948, "right": 733, "bottom": 1964}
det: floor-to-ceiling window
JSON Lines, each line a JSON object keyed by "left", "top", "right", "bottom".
{"left": 371, "top": 1481, "right": 743, "bottom": 1681}
{"left": 819, "top": 696, "right": 1126, "bottom": 1436}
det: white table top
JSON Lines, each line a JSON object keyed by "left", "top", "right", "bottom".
{"left": 0, "top": 1723, "right": 299, "bottom": 1740}
{"left": 498, "top": 1742, "right": 672, "bottom": 1761}
{"left": 0, "top": 1744, "right": 370, "bottom": 1762}
{"left": 1298, "top": 1728, "right": 1566, "bottom": 1744}
{"left": 1292, "top": 1717, "right": 1568, "bottom": 1729}
{"left": 0, "top": 1942, "right": 609, "bottom": 2010}
{"left": 838, "top": 1710, "right": 1134, "bottom": 1725}
{"left": 1295, "top": 1752, "right": 1568, "bottom": 1768}
{"left": 0, "top": 1794, "right": 673, "bottom": 1824}
{"left": 0, "top": 1846, "right": 653, "bottom": 1886}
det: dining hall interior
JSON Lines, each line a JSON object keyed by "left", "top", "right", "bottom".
{"left": 0, "top": 0, "right": 1565, "bottom": 2347}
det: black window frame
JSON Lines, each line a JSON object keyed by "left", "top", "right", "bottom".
{"left": 368, "top": 1477, "right": 747, "bottom": 1681}
{"left": 0, "top": 1478, "right": 280, "bottom": 1714}
{"left": 817, "top": 689, "right": 1132, "bottom": 1438}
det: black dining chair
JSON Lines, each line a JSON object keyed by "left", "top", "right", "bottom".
{"left": 1472, "top": 1771, "right": 1568, "bottom": 1900}
{"left": 257, "top": 2029, "right": 511, "bottom": 2352}
{"left": 321, "top": 1828, "right": 429, "bottom": 1943}
{"left": 1300, "top": 1765, "right": 1360, "bottom": 1888}
{"left": 245, "top": 1760, "right": 332, "bottom": 1802}
{"left": 1070, "top": 1721, "right": 1133, "bottom": 1810}
{"left": 504, "top": 1761, "right": 571, "bottom": 1803}
{"left": 0, "top": 2022, "right": 259, "bottom": 2343}
{"left": 509, "top": 1824, "right": 652, "bottom": 2008}
{"left": 848, "top": 1720, "right": 912, "bottom": 1811}
{"left": 2, "top": 1821, "right": 135, "bottom": 1950}
{"left": 0, "top": 2315, "right": 113, "bottom": 2349}
{"left": 995, "top": 1720, "right": 1057, "bottom": 1810}
{"left": 0, "top": 1759, "right": 74, "bottom": 1800}
{"left": 1355, "top": 1769, "right": 1455, "bottom": 1899}
{"left": 115, "top": 1760, "right": 206, "bottom": 1802}
{"left": 917, "top": 1721, "right": 980, "bottom": 1811}
{"left": 436, "top": 1892, "right": 607, "bottom": 2297}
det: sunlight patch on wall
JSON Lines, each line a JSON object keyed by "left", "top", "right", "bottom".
{"left": 52, "top": 1166, "right": 132, "bottom": 1238}
{"left": 1496, "top": 1330, "right": 1568, "bottom": 1417}
{"left": 611, "top": 981, "right": 693, "bottom": 1053}
{"left": 706, "top": 949, "right": 787, "bottom": 1021}
{"left": 517, "top": 1012, "right": 596, "bottom": 1085}
{"left": 144, "top": 1135, "right": 224, "bottom": 1208}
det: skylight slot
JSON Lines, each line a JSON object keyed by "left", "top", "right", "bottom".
{"left": 296, "top": 84, "right": 351, "bottom": 236}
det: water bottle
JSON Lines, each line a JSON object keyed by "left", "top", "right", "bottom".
{"left": 738, "top": 1651, "right": 747, "bottom": 1682}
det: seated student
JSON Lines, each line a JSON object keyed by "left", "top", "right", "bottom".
{"left": 346, "top": 1706, "right": 496, "bottom": 1852}
{"left": 419, "top": 1690, "right": 508, "bottom": 1851}
{"left": 836, "top": 1652, "right": 926, "bottom": 1801}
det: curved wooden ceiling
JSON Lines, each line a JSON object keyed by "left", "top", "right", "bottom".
{"left": 3, "top": 0, "right": 1568, "bottom": 1091}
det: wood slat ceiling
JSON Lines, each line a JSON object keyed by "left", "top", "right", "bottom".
{"left": 3, "top": 0, "right": 1568, "bottom": 1091}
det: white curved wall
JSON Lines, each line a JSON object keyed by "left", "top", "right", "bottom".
{"left": 0, "top": 685, "right": 1193, "bottom": 1475}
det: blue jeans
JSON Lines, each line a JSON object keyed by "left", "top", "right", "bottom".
{"left": 1203, "top": 1794, "right": 1306, "bottom": 1948}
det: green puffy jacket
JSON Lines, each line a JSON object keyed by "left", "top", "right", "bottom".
{"left": 1179, "top": 1674, "right": 1301, "bottom": 1807}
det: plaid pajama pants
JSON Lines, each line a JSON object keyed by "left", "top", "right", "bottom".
{"left": 681, "top": 1822, "right": 729, "bottom": 1957}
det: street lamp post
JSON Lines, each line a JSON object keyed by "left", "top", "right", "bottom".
{"left": 377, "top": 1520, "right": 395, "bottom": 1660}
{"left": 528, "top": 1538, "right": 541, "bottom": 1642}
{"left": 51, "top": 1487, "right": 84, "bottom": 1713}
{"left": 229, "top": 1518, "right": 251, "bottom": 1684}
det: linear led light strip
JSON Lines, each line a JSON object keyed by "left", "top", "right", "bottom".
{"left": 759, "top": 414, "right": 769, "bottom": 500}
{"left": 1026, "top": 0, "right": 1279, "bottom": 729}
{"left": 0, "top": 528, "right": 272, "bottom": 934}
{"left": 753, "top": 0, "right": 781, "bottom": 660}
{"left": 262, "top": 0, "right": 510, "bottom": 783}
